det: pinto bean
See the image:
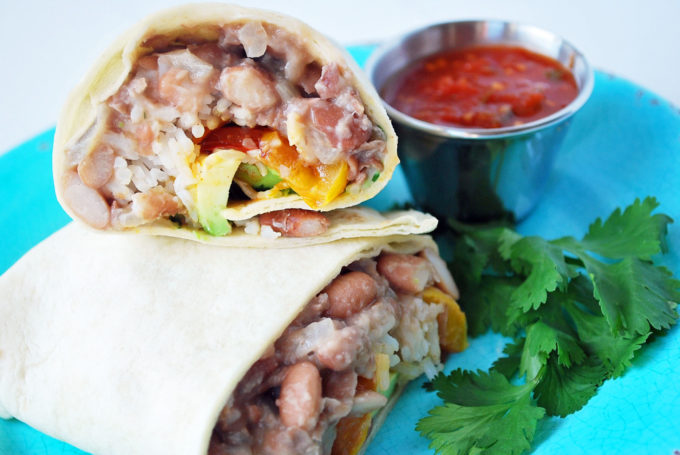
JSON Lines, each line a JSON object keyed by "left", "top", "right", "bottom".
{"left": 324, "top": 370, "right": 358, "bottom": 401}
{"left": 377, "top": 253, "right": 433, "bottom": 294}
{"left": 314, "top": 63, "right": 347, "bottom": 99}
{"left": 237, "top": 22, "right": 268, "bottom": 58}
{"left": 259, "top": 427, "right": 303, "bottom": 455}
{"left": 62, "top": 171, "right": 110, "bottom": 229}
{"left": 307, "top": 99, "right": 370, "bottom": 156}
{"left": 299, "top": 62, "right": 322, "bottom": 95}
{"left": 324, "top": 272, "right": 378, "bottom": 319}
{"left": 134, "top": 123, "right": 155, "bottom": 155}
{"left": 216, "top": 405, "right": 246, "bottom": 433}
{"left": 259, "top": 209, "right": 330, "bottom": 237}
{"left": 132, "top": 187, "right": 183, "bottom": 221}
{"left": 266, "top": 28, "right": 310, "bottom": 82}
{"left": 157, "top": 50, "right": 216, "bottom": 112}
{"left": 315, "top": 326, "right": 363, "bottom": 371}
{"left": 277, "top": 361, "right": 322, "bottom": 431}
{"left": 188, "top": 43, "right": 235, "bottom": 69}
{"left": 276, "top": 318, "right": 363, "bottom": 371}
{"left": 158, "top": 68, "right": 193, "bottom": 111}
{"left": 220, "top": 65, "right": 279, "bottom": 112}
{"left": 77, "top": 144, "right": 114, "bottom": 189}
{"left": 323, "top": 369, "right": 357, "bottom": 422}
{"left": 291, "top": 293, "right": 329, "bottom": 326}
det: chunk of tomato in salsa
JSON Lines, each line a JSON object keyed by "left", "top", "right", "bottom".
{"left": 380, "top": 45, "right": 579, "bottom": 128}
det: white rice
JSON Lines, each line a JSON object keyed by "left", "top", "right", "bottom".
{"left": 243, "top": 218, "right": 260, "bottom": 235}
{"left": 215, "top": 98, "right": 231, "bottom": 114}
{"left": 230, "top": 106, "right": 256, "bottom": 127}
{"left": 205, "top": 116, "right": 221, "bottom": 130}
{"left": 129, "top": 164, "right": 155, "bottom": 192}
{"left": 191, "top": 124, "right": 205, "bottom": 139}
{"left": 178, "top": 112, "right": 199, "bottom": 130}
{"left": 260, "top": 225, "right": 281, "bottom": 239}
{"left": 393, "top": 296, "right": 443, "bottom": 380}
{"left": 130, "top": 104, "right": 144, "bottom": 123}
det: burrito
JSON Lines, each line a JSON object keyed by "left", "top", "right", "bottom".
{"left": 0, "top": 223, "right": 467, "bottom": 455}
{"left": 54, "top": 3, "right": 399, "bottom": 242}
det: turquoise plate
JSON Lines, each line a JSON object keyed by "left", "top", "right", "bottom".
{"left": 1, "top": 45, "right": 679, "bottom": 455}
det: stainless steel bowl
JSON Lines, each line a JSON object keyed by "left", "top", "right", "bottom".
{"left": 366, "top": 20, "right": 594, "bottom": 222}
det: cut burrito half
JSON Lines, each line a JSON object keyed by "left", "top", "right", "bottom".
{"left": 54, "top": 3, "right": 399, "bottom": 241}
{"left": 0, "top": 223, "right": 467, "bottom": 455}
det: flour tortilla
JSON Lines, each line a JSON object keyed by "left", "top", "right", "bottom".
{"left": 53, "top": 3, "right": 399, "bottom": 242}
{"left": 147, "top": 208, "right": 438, "bottom": 248}
{"left": 0, "top": 223, "right": 437, "bottom": 455}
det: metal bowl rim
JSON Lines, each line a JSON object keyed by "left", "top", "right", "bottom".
{"left": 365, "top": 19, "right": 595, "bottom": 140}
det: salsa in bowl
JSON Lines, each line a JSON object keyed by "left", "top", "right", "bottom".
{"left": 380, "top": 45, "right": 580, "bottom": 129}
{"left": 366, "top": 20, "right": 593, "bottom": 221}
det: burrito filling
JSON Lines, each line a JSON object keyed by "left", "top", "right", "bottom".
{"left": 63, "top": 22, "right": 387, "bottom": 236}
{"left": 209, "top": 249, "right": 467, "bottom": 455}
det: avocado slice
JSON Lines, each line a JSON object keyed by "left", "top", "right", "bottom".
{"left": 194, "top": 149, "right": 243, "bottom": 236}
{"left": 235, "top": 163, "right": 282, "bottom": 190}
{"left": 368, "top": 372, "right": 400, "bottom": 419}
{"left": 379, "top": 372, "right": 399, "bottom": 399}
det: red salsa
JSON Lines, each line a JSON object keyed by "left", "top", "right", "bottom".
{"left": 381, "top": 45, "right": 579, "bottom": 128}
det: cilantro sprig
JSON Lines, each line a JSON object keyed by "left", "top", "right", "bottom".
{"left": 418, "top": 370, "right": 544, "bottom": 455}
{"left": 418, "top": 197, "right": 680, "bottom": 453}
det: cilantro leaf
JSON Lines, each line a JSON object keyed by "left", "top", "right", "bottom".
{"left": 582, "top": 256, "right": 680, "bottom": 335}
{"left": 461, "top": 275, "right": 523, "bottom": 337}
{"left": 520, "top": 321, "right": 584, "bottom": 380}
{"left": 449, "top": 226, "right": 516, "bottom": 284}
{"left": 563, "top": 273, "right": 601, "bottom": 314}
{"left": 427, "top": 369, "right": 533, "bottom": 405}
{"left": 507, "top": 237, "right": 573, "bottom": 313}
{"left": 492, "top": 338, "right": 523, "bottom": 378}
{"left": 519, "top": 322, "right": 555, "bottom": 380}
{"left": 497, "top": 228, "right": 523, "bottom": 261}
{"left": 580, "top": 196, "right": 672, "bottom": 260}
{"left": 533, "top": 355, "right": 607, "bottom": 417}
{"left": 418, "top": 370, "right": 545, "bottom": 455}
{"left": 520, "top": 288, "right": 581, "bottom": 345}
{"left": 450, "top": 233, "right": 494, "bottom": 286}
{"left": 566, "top": 302, "right": 651, "bottom": 377}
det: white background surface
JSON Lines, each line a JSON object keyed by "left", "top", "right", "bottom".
{"left": 1, "top": 0, "right": 678, "bottom": 153}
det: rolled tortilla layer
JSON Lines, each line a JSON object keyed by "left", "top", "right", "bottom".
{"left": 53, "top": 3, "right": 399, "bottom": 241}
{"left": 0, "top": 223, "right": 463, "bottom": 455}
{"left": 145, "top": 208, "right": 438, "bottom": 248}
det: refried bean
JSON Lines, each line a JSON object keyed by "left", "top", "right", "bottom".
{"left": 208, "top": 250, "right": 462, "bottom": 455}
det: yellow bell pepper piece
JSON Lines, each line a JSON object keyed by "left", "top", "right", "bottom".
{"left": 259, "top": 131, "right": 348, "bottom": 208}
{"left": 331, "top": 413, "right": 372, "bottom": 455}
{"left": 374, "top": 353, "right": 391, "bottom": 394}
{"left": 422, "top": 286, "right": 469, "bottom": 353}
